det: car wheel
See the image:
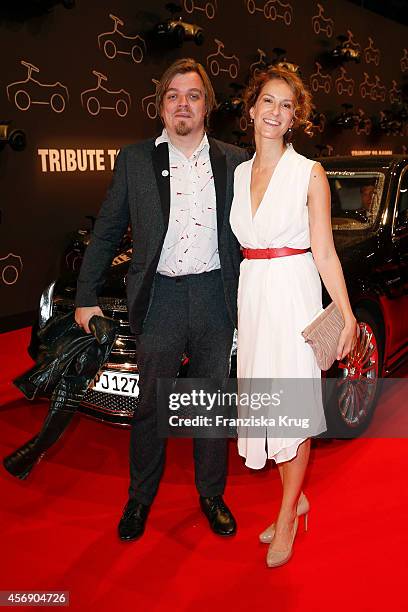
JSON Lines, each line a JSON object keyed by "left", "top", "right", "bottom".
{"left": 146, "top": 101, "right": 157, "bottom": 119}
{"left": 210, "top": 59, "right": 220, "bottom": 76}
{"left": 131, "top": 45, "right": 144, "bottom": 64}
{"left": 87, "top": 97, "right": 100, "bottom": 116}
{"left": 268, "top": 6, "right": 277, "bottom": 20}
{"left": 324, "top": 307, "right": 383, "bottom": 437}
{"left": 247, "top": 0, "right": 256, "bottom": 15}
{"left": 104, "top": 40, "right": 117, "bottom": 59}
{"left": 173, "top": 25, "right": 185, "bottom": 46}
{"left": 205, "top": 2, "right": 216, "bottom": 19}
{"left": 116, "top": 99, "right": 128, "bottom": 117}
{"left": 184, "top": 0, "right": 194, "bottom": 13}
{"left": 239, "top": 116, "right": 248, "bottom": 131}
{"left": 15, "top": 90, "right": 30, "bottom": 111}
{"left": 50, "top": 93, "right": 66, "bottom": 113}
{"left": 229, "top": 63, "right": 238, "bottom": 79}
{"left": 194, "top": 31, "right": 204, "bottom": 46}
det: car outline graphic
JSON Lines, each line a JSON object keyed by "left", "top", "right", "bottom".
{"left": 363, "top": 37, "right": 380, "bottom": 66}
{"left": 335, "top": 66, "right": 355, "bottom": 96}
{"left": 6, "top": 60, "right": 69, "bottom": 113}
{"left": 206, "top": 38, "right": 240, "bottom": 79}
{"left": 80, "top": 71, "right": 131, "bottom": 118}
{"left": 183, "top": 0, "right": 217, "bottom": 19}
{"left": 311, "top": 3, "right": 334, "bottom": 38}
{"left": 310, "top": 62, "right": 332, "bottom": 94}
{"left": 97, "top": 13, "right": 146, "bottom": 64}
{"left": 141, "top": 79, "right": 160, "bottom": 119}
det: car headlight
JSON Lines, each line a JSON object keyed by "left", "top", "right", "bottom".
{"left": 39, "top": 281, "right": 56, "bottom": 328}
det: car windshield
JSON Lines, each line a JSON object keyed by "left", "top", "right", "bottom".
{"left": 326, "top": 171, "right": 385, "bottom": 230}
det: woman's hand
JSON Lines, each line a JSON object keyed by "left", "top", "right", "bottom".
{"left": 75, "top": 306, "right": 104, "bottom": 334}
{"left": 336, "top": 316, "right": 360, "bottom": 361}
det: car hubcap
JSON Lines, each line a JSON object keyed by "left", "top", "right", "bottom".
{"left": 336, "top": 322, "right": 379, "bottom": 428}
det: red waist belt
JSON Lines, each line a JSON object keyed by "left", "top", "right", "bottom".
{"left": 241, "top": 247, "right": 311, "bottom": 259}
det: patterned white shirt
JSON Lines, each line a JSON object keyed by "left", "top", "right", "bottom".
{"left": 155, "top": 129, "right": 220, "bottom": 276}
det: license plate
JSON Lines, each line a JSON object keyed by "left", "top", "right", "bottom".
{"left": 91, "top": 370, "right": 139, "bottom": 397}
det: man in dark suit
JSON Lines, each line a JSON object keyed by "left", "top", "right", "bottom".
{"left": 75, "top": 58, "right": 247, "bottom": 540}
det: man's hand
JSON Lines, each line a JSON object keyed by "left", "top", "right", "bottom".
{"left": 75, "top": 306, "right": 104, "bottom": 334}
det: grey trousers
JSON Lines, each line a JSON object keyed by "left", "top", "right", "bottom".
{"left": 128, "top": 269, "right": 235, "bottom": 505}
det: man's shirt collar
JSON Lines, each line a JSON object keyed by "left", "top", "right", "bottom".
{"left": 155, "top": 128, "right": 209, "bottom": 159}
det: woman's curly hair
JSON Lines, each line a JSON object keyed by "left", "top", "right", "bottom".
{"left": 243, "top": 65, "right": 314, "bottom": 142}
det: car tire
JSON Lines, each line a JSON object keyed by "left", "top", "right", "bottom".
{"left": 239, "top": 116, "right": 248, "bottom": 131}
{"left": 268, "top": 6, "right": 277, "bottom": 21}
{"left": 87, "top": 97, "right": 100, "bottom": 116}
{"left": 194, "top": 31, "right": 204, "bottom": 46}
{"left": 247, "top": 0, "right": 256, "bottom": 15}
{"left": 205, "top": 2, "right": 215, "bottom": 19}
{"left": 146, "top": 101, "right": 157, "bottom": 119}
{"left": 15, "top": 90, "right": 30, "bottom": 111}
{"left": 131, "top": 45, "right": 144, "bottom": 64}
{"left": 184, "top": 0, "right": 194, "bottom": 13}
{"left": 323, "top": 307, "right": 384, "bottom": 438}
{"left": 210, "top": 59, "right": 220, "bottom": 76}
{"left": 173, "top": 25, "right": 184, "bottom": 46}
{"left": 229, "top": 63, "right": 238, "bottom": 79}
{"left": 104, "top": 40, "right": 116, "bottom": 59}
{"left": 116, "top": 99, "right": 128, "bottom": 117}
{"left": 50, "top": 93, "right": 66, "bottom": 113}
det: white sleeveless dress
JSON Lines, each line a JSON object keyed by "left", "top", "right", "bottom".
{"left": 230, "top": 144, "right": 326, "bottom": 469}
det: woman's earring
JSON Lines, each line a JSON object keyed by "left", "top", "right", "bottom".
{"left": 285, "top": 126, "right": 293, "bottom": 142}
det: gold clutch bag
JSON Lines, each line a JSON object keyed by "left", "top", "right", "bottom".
{"left": 301, "top": 302, "right": 345, "bottom": 371}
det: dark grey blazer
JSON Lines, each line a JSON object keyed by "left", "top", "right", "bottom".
{"left": 75, "top": 136, "right": 248, "bottom": 334}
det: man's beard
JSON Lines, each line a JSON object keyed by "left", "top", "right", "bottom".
{"left": 175, "top": 120, "right": 192, "bottom": 136}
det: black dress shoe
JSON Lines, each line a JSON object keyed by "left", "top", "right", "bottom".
{"left": 118, "top": 499, "right": 150, "bottom": 541}
{"left": 199, "top": 495, "right": 237, "bottom": 536}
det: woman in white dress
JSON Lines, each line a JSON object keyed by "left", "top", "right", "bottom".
{"left": 229, "top": 67, "right": 358, "bottom": 567}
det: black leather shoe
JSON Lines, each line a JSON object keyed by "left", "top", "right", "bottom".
{"left": 199, "top": 495, "right": 237, "bottom": 536}
{"left": 118, "top": 499, "right": 150, "bottom": 541}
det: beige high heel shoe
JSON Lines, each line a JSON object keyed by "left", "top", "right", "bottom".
{"left": 259, "top": 492, "right": 309, "bottom": 544}
{"left": 266, "top": 514, "right": 307, "bottom": 568}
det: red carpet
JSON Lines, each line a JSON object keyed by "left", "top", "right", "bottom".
{"left": 1, "top": 329, "right": 407, "bottom": 611}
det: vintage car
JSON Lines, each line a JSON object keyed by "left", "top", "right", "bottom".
{"left": 31, "top": 155, "right": 408, "bottom": 436}
{"left": 154, "top": 15, "right": 204, "bottom": 46}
